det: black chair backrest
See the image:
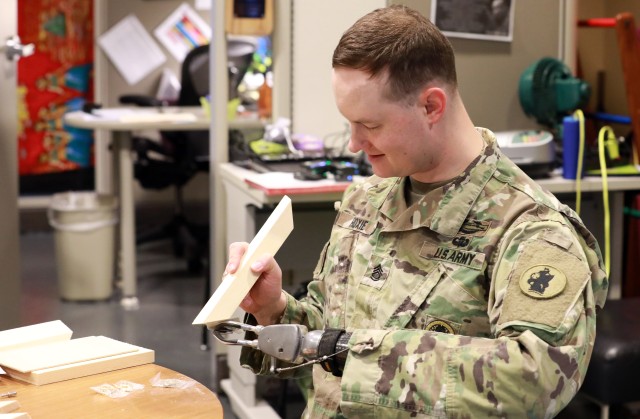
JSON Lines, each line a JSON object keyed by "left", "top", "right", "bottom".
{"left": 166, "top": 44, "right": 211, "bottom": 161}
{"left": 171, "top": 40, "right": 257, "bottom": 161}
{"left": 179, "top": 44, "right": 210, "bottom": 107}
{"left": 180, "top": 39, "right": 257, "bottom": 105}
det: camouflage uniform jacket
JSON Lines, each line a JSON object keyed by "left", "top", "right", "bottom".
{"left": 241, "top": 128, "right": 608, "bottom": 418}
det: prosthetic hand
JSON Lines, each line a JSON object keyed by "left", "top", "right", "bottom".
{"left": 212, "top": 321, "right": 351, "bottom": 376}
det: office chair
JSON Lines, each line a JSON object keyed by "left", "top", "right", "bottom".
{"left": 579, "top": 298, "right": 640, "bottom": 419}
{"left": 120, "top": 38, "right": 257, "bottom": 273}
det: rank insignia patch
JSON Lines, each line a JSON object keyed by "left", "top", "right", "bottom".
{"left": 371, "top": 264, "right": 384, "bottom": 281}
{"left": 519, "top": 265, "right": 566, "bottom": 299}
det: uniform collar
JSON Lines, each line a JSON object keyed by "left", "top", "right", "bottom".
{"left": 365, "top": 128, "right": 500, "bottom": 237}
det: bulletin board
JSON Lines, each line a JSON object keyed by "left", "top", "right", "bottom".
{"left": 17, "top": 0, "right": 95, "bottom": 193}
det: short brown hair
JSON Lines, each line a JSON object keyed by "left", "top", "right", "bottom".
{"left": 332, "top": 5, "right": 457, "bottom": 102}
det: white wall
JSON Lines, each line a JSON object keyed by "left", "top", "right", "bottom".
{"left": 289, "top": 0, "right": 573, "bottom": 137}
{"left": 290, "top": 1, "right": 386, "bottom": 139}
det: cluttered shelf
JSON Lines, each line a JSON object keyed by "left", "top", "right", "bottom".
{"left": 536, "top": 170, "right": 640, "bottom": 193}
{"left": 222, "top": 160, "right": 640, "bottom": 197}
{"left": 220, "top": 162, "right": 351, "bottom": 205}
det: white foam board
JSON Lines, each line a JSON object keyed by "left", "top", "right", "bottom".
{"left": 0, "top": 336, "right": 137, "bottom": 373}
{"left": 0, "top": 321, "right": 72, "bottom": 353}
{"left": 4, "top": 346, "right": 154, "bottom": 386}
{"left": 193, "top": 195, "right": 294, "bottom": 326}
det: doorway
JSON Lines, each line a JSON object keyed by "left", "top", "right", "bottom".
{"left": 0, "top": 0, "right": 22, "bottom": 329}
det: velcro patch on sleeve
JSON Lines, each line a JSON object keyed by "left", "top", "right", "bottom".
{"left": 499, "top": 239, "right": 589, "bottom": 330}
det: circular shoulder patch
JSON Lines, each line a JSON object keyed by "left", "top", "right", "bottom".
{"left": 519, "top": 265, "right": 567, "bottom": 299}
{"left": 426, "top": 320, "right": 455, "bottom": 334}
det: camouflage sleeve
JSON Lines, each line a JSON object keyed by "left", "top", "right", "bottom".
{"left": 339, "top": 217, "right": 605, "bottom": 418}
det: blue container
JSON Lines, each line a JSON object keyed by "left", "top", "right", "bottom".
{"left": 562, "top": 116, "right": 582, "bottom": 179}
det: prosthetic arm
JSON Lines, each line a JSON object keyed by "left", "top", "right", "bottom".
{"left": 211, "top": 321, "right": 350, "bottom": 376}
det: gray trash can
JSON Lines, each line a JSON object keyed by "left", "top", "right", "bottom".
{"left": 48, "top": 192, "right": 118, "bottom": 301}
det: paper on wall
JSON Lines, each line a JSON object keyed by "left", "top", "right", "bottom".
{"left": 98, "top": 14, "right": 167, "bottom": 85}
{"left": 195, "top": 0, "right": 211, "bottom": 10}
{"left": 154, "top": 3, "right": 211, "bottom": 62}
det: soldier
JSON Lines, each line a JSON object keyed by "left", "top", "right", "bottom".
{"left": 226, "top": 5, "right": 608, "bottom": 418}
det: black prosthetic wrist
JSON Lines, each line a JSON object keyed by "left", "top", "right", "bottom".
{"left": 318, "top": 329, "right": 351, "bottom": 377}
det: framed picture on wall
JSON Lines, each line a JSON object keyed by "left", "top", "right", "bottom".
{"left": 431, "top": 0, "right": 515, "bottom": 42}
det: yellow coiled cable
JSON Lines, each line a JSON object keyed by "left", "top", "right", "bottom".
{"left": 597, "top": 126, "right": 614, "bottom": 277}
{"left": 573, "top": 109, "right": 585, "bottom": 215}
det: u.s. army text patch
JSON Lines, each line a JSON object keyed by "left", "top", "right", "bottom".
{"left": 420, "top": 243, "right": 485, "bottom": 270}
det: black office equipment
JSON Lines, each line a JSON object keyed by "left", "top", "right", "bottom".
{"left": 579, "top": 298, "right": 640, "bottom": 418}
{"left": 293, "top": 159, "right": 361, "bottom": 181}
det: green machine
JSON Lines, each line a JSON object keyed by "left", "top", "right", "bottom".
{"left": 493, "top": 57, "right": 590, "bottom": 178}
{"left": 519, "top": 57, "right": 590, "bottom": 131}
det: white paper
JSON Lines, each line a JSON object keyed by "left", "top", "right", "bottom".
{"left": 90, "top": 108, "right": 197, "bottom": 123}
{"left": 154, "top": 3, "right": 212, "bottom": 61}
{"left": 98, "top": 14, "right": 167, "bottom": 85}
{"left": 156, "top": 68, "right": 181, "bottom": 101}
{"left": 92, "top": 109, "right": 138, "bottom": 120}
{"left": 244, "top": 171, "right": 355, "bottom": 191}
{"left": 195, "top": 0, "right": 211, "bottom": 10}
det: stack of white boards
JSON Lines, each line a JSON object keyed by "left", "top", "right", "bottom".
{"left": 0, "top": 320, "right": 154, "bottom": 385}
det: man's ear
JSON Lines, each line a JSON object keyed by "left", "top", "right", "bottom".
{"left": 419, "top": 87, "right": 446, "bottom": 123}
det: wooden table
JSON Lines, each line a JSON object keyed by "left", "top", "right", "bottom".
{"left": 0, "top": 364, "right": 222, "bottom": 418}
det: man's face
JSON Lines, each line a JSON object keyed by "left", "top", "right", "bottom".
{"left": 332, "top": 67, "right": 436, "bottom": 179}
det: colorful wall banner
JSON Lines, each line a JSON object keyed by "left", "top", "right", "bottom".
{"left": 17, "top": 0, "right": 94, "bottom": 176}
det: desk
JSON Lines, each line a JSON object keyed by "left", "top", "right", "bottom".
{"left": 221, "top": 163, "right": 349, "bottom": 248}
{"left": 219, "top": 162, "right": 640, "bottom": 418}
{"left": 64, "top": 108, "right": 262, "bottom": 309}
{"left": 0, "top": 364, "right": 222, "bottom": 418}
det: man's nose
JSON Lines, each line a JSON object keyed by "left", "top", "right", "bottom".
{"left": 347, "top": 124, "right": 364, "bottom": 153}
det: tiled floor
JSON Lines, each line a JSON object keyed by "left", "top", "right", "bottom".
{"left": 18, "top": 230, "right": 611, "bottom": 419}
